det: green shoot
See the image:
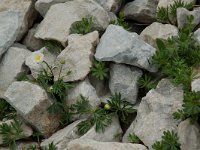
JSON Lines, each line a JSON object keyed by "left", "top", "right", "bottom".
{"left": 128, "top": 133, "right": 141, "bottom": 144}
{"left": 44, "top": 40, "right": 63, "bottom": 54}
{"left": 91, "top": 60, "right": 109, "bottom": 80}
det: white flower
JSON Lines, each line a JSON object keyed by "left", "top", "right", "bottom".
{"left": 33, "top": 53, "right": 44, "bottom": 63}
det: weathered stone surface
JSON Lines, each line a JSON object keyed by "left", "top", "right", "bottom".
{"left": 40, "top": 120, "right": 82, "bottom": 149}
{"left": 177, "top": 7, "right": 200, "bottom": 29}
{"left": 95, "top": 25, "right": 156, "bottom": 72}
{"left": 122, "top": 0, "right": 159, "bottom": 24}
{"left": 123, "top": 79, "right": 184, "bottom": 149}
{"left": 67, "top": 78, "right": 100, "bottom": 107}
{"left": 0, "top": 141, "right": 39, "bottom": 150}
{"left": 35, "top": 0, "right": 109, "bottom": 46}
{"left": 0, "top": 0, "right": 37, "bottom": 41}
{"left": 140, "top": 22, "right": 178, "bottom": 47}
{"left": 4, "top": 81, "right": 60, "bottom": 137}
{"left": 22, "top": 24, "right": 43, "bottom": 51}
{"left": 35, "top": 0, "right": 70, "bottom": 17}
{"left": 178, "top": 119, "right": 200, "bottom": 150}
{"left": 157, "top": 0, "right": 196, "bottom": 9}
{"left": 53, "top": 31, "right": 99, "bottom": 82}
{"left": 25, "top": 47, "right": 56, "bottom": 78}
{"left": 68, "top": 139, "right": 148, "bottom": 150}
{"left": 191, "top": 78, "right": 200, "bottom": 92}
{"left": 109, "top": 64, "right": 142, "bottom": 104}
{"left": 80, "top": 116, "right": 122, "bottom": 142}
{"left": 95, "top": 0, "right": 122, "bottom": 13}
{"left": 0, "top": 119, "right": 33, "bottom": 145}
{"left": 194, "top": 28, "right": 200, "bottom": 44}
{"left": 0, "top": 11, "right": 20, "bottom": 58}
{"left": 0, "top": 44, "right": 31, "bottom": 97}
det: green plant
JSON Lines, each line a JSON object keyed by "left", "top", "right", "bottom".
{"left": 91, "top": 60, "right": 109, "bottom": 80}
{"left": 0, "top": 99, "right": 16, "bottom": 121}
{"left": 157, "top": 0, "right": 194, "bottom": 24}
{"left": 72, "top": 95, "right": 112, "bottom": 135}
{"left": 44, "top": 40, "right": 63, "bottom": 54}
{"left": 27, "top": 145, "right": 37, "bottom": 150}
{"left": 152, "top": 130, "right": 181, "bottom": 150}
{"left": 106, "top": 93, "right": 136, "bottom": 123}
{"left": 138, "top": 74, "right": 158, "bottom": 91}
{"left": 0, "top": 119, "right": 24, "bottom": 150}
{"left": 110, "top": 12, "right": 131, "bottom": 31}
{"left": 70, "top": 17, "right": 93, "bottom": 34}
{"left": 128, "top": 133, "right": 141, "bottom": 144}
{"left": 15, "top": 72, "right": 29, "bottom": 81}
{"left": 44, "top": 142, "right": 57, "bottom": 150}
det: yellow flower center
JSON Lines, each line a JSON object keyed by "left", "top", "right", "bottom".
{"left": 104, "top": 104, "right": 111, "bottom": 110}
{"left": 35, "top": 55, "right": 41, "bottom": 61}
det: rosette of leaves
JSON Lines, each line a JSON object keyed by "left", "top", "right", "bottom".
{"left": 91, "top": 60, "right": 109, "bottom": 80}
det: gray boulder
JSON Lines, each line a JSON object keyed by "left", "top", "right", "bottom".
{"left": 0, "top": 11, "right": 20, "bottom": 58}
{"left": 109, "top": 64, "right": 142, "bottom": 104}
{"left": 95, "top": 0, "right": 122, "bottom": 13}
{"left": 53, "top": 31, "right": 99, "bottom": 82}
{"left": 95, "top": 25, "right": 156, "bottom": 72}
{"left": 40, "top": 120, "right": 82, "bottom": 149}
{"left": 122, "top": 0, "right": 159, "bottom": 24}
{"left": 178, "top": 119, "right": 200, "bottom": 150}
{"left": 4, "top": 81, "right": 60, "bottom": 137}
{"left": 191, "top": 77, "right": 200, "bottom": 92}
{"left": 22, "top": 24, "right": 43, "bottom": 51}
{"left": 177, "top": 7, "right": 200, "bottom": 29}
{"left": 0, "top": 44, "right": 31, "bottom": 97}
{"left": 194, "top": 28, "right": 200, "bottom": 44}
{"left": 68, "top": 139, "right": 148, "bottom": 150}
{"left": 35, "top": 0, "right": 109, "bottom": 46}
{"left": 123, "top": 79, "right": 184, "bottom": 149}
{"left": 140, "top": 22, "right": 178, "bottom": 47}
{"left": 0, "top": 0, "right": 37, "bottom": 41}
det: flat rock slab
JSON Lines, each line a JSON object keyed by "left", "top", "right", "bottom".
{"left": 123, "top": 79, "right": 184, "bottom": 149}
{"left": 109, "top": 63, "right": 142, "bottom": 104}
{"left": 122, "top": 0, "right": 159, "bottom": 23}
{"left": 0, "top": 0, "right": 36, "bottom": 41}
{"left": 0, "top": 44, "right": 31, "bottom": 97}
{"left": 68, "top": 139, "right": 148, "bottom": 150}
{"left": 140, "top": 22, "right": 178, "bottom": 47}
{"left": 35, "top": 0, "right": 109, "bottom": 46}
{"left": 4, "top": 81, "right": 60, "bottom": 137}
{"left": 0, "top": 11, "right": 20, "bottom": 58}
{"left": 95, "top": 25, "right": 156, "bottom": 72}
{"left": 53, "top": 31, "right": 99, "bottom": 82}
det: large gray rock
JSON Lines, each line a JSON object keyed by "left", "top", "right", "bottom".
{"left": 40, "top": 120, "right": 82, "bottom": 149}
{"left": 68, "top": 139, "right": 148, "bottom": 150}
{"left": 0, "top": 119, "right": 33, "bottom": 145}
{"left": 25, "top": 47, "right": 56, "bottom": 79}
{"left": 95, "top": 25, "right": 156, "bottom": 72}
{"left": 178, "top": 119, "right": 200, "bottom": 150}
{"left": 0, "top": 11, "right": 20, "bottom": 58}
{"left": 177, "top": 7, "right": 200, "bottom": 29}
{"left": 123, "top": 79, "right": 184, "bottom": 149}
{"left": 53, "top": 31, "right": 99, "bottom": 82}
{"left": 109, "top": 64, "right": 142, "bottom": 104}
{"left": 67, "top": 78, "right": 100, "bottom": 107}
{"left": 80, "top": 116, "right": 122, "bottom": 142}
{"left": 0, "top": 0, "right": 37, "bottom": 41}
{"left": 95, "top": 0, "right": 122, "bottom": 13}
{"left": 4, "top": 81, "right": 60, "bottom": 137}
{"left": 22, "top": 24, "right": 43, "bottom": 51}
{"left": 122, "top": 0, "right": 159, "bottom": 24}
{"left": 140, "top": 22, "right": 178, "bottom": 47}
{"left": 157, "top": 0, "right": 196, "bottom": 9}
{"left": 35, "top": 0, "right": 109, "bottom": 46}
{"left": 194, "top": 28, "right": 200, "bottom": 44}
{"left": 35, "top": 0, "right": 71, "bottom": 17}
{"left": 0, "top": 44, "right": 31, "bottom": 97}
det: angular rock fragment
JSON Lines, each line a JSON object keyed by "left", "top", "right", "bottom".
{"left": 95, "top": 0, "right": 122, "bottom": 13}
{"left": 109, "top": 64, "right": 142, "bottom": 104}
{"left": 95, "top": 25, "right": 156, "bottom": 72}
{"left": 4, "top": 81, "right": 60, "bottom": 137}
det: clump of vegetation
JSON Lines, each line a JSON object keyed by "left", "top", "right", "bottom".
{"left": 110, "top": 12, "right": 131, "bottom": 31}
{"left": 44, "top": 40, "right": 63, "bottom": 54}
{"left": 128, "top": 133, "right": 141, "bottom": 144}
{"left": 70, "top": 17, "right": 94, "bottom": 35}
{"left": 152, "top": 130, "right": 181, "bottom": 150}
{"left": 0, "top": 99, "right": 16, "bottom": 121}
{"left": 43, "top": 142, "right": 57, "bottom": 150}
{"left": 0, "top": 119, "right": 24, "bottom": 150}
{"left": 91, "top": 60, "right": 109, "bottom": 80}
{"left": 157, "top": 0, "right": 194, "bottom": 24}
